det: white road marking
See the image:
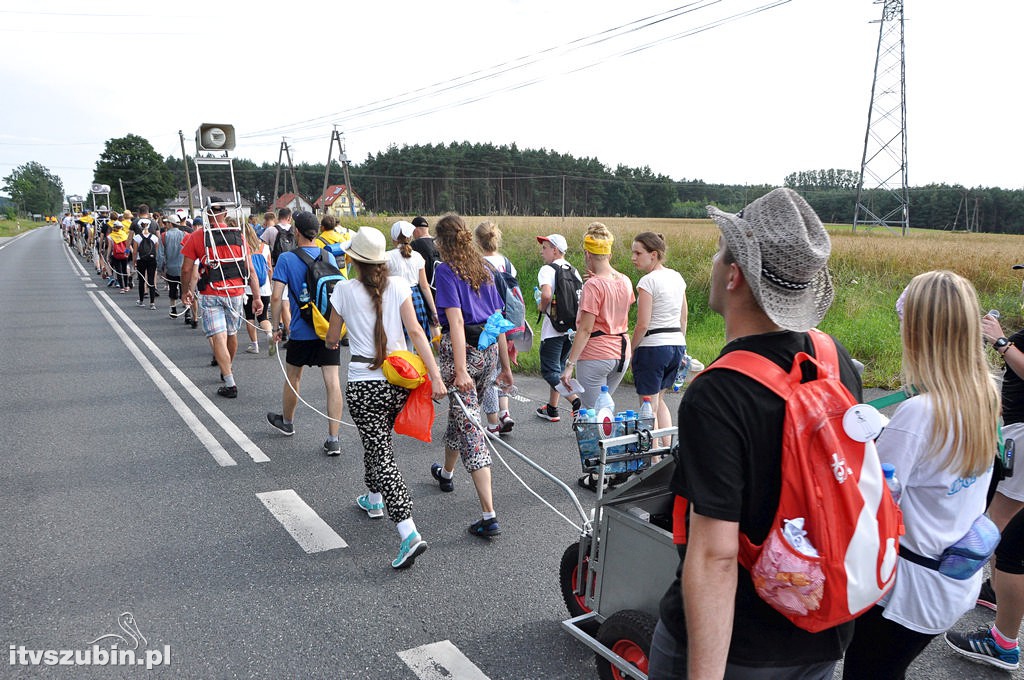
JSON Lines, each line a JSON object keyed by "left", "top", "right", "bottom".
{"left": 97, "top": 293, "right": 270, "bottom": 463}
{"left": 88, "top": 292, "right": 236, "bottom": 466}
{"left": 0, "top": 228, "right": 38, "bottom": 252}
{"left": 256, "top": 490, "right": 348, "bottom": 553}
{"left": 398, "top": 640, "right": 491, "bottom": 680}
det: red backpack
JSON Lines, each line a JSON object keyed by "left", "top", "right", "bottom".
{"left": 111, "top": 238, "right": 130, "bottom": 260}
{"left": 700, "top": 329, "right": 903, "bottom": 633}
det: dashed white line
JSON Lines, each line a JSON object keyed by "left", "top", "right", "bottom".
{"left": 256, "top": 490, "right": 348, "bottom": 553}
{"left": 398, "top": 640, "right": 491, "bottom": 680}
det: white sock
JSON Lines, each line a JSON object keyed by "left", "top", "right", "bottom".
{"left": 396, "top": 518, "right": 417, "bottom": 541}
{"left": 369, "top": 492, "right": 383, "bottom": 506}
{"left": 224, "top": 374, "right": 236, "bottom": 388}
{"left": 500, "top": 410, "right": 511, "bottom": 418}
{"left": 439, "top": 467, "right": 454, "bottom": 480}
{"left": 482, "top": 511, "right": 496, "bottom": 520}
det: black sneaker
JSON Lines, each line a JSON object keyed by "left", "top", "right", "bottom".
{"left": 468, "top": 517, "right": 502, "bottom": 538}
{"left": 977, "top": 578, "right": 998, "bottom": 611}
{"left": 266, "top": 412, "right": 294, "bottom": 436}
{"left": 323, "top": 439, "right": 341, "bottom": 456}
{"left": 216, "top": 385, "right": 237, "bottom": 399}
{"left": 535, "top": 404, "right": 560, "bottom": 422}
{"left": 430, "top": 463, "right": 454, "bottom": 492}
{"left": 945, "top": 626, "right": 1019, "bottom": 670}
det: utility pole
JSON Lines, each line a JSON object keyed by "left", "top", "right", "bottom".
{"left": 853, "top": 0, "right": 909, "bottom": 235}
{"left": 118, "top": 178, "right": 126, "bottom": 211}
{"left": 179, "top": 130, "right": 195, "bottom": 216}
{"left": 273, "top": 139, "right": 299, "bottom": 207}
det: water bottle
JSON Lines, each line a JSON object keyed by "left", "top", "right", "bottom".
{"left": 594, "top": 386, "right": 616, "bottom": 438}
{"left": 575, "top": 407, "right": 598, "bottom": 468}
{"left": 989, "top": 309, "right": 1001, "bottom": 319}
{"left": 881, "top": 463, "right": 903, "bottom": 505}
{"left": 672, "top": 355, "right": 691, "bottom": 393}
{"left": 299, "top": 282, "right": 310, "bottom": 305}
{"left": 638, "top": 397, "right": 655, "bottom": 432}
{"left": 534, "top": 285, "right": 542, "bottom": 306}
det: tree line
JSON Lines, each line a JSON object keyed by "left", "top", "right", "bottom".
{"left": 4, "top": 136, "right": 1024, "bottom": 233}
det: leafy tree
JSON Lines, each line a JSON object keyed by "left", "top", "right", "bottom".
{"left": 2, "top": 161, "right": 64, "bottom": 215}
{"left": 94, "top": 134, "right": 176, "bottom": 211}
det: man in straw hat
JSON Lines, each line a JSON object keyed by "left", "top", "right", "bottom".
{"left": 649, "top": 188, "right": 863, "bottom": 679}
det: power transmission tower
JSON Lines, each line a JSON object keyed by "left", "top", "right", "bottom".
{"left": 273, "top": 139, "right": 300, "bottom": 206}
{"left": 320, "top": 128, "right": 357, "bottom": 218}
{"left": 853, "top": 0, "right": 909, "bottom": 235}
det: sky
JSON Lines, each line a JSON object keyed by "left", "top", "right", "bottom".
{"left": 1, "top": 0, "right": 1021, "bottom": 200}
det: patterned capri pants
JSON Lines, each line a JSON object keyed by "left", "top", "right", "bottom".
{"left": 346, "top": 380, "right": 412, "bottom": 523}
{"left": 439, "top": 333, "right": 498, "bottom": 472}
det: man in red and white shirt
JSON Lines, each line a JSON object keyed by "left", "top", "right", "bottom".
{"left": 181, "top": 201, "right": 263, "bottom": 398}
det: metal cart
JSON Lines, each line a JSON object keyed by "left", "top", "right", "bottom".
{"left": 453, "top": 394, "right": 678, "bottom": 680}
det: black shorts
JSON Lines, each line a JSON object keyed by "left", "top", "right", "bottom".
{"left": 286, "top": 338, "right": 341, "bottom": 367}
{"left": 244, "top": 295, "right": 270, "bottom": 322}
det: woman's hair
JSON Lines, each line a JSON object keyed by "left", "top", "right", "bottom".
{"left": 244, "top": 223, "right": 262, "bottom": 252}
{"left": 320, "top": 214, "right": 337, "bottom": 232}
{"left": 354, "top": 260, "right": 390, "bottom": 369}
{"left": 394, "top": 232, "right": 412, "bottom": 259}
{"left": 435, "top": 213, "right": 489, "bottom": 290}
{"left": 585, "top": 221, "right": 614, "bottom": 261}
{"left": 474, "top": 220, "right": 502, "bottom": 254}
{"left": 226, "top": 216, "right": 238, "bottom": 228}
{"left": 634, "top": 231, "right": 666, "bottom": 261}
{"left": 901, "top": 270, "right": 1000, "bottom": 477}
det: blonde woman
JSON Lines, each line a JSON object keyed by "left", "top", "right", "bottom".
{"left": 844, "top": 270, "right": 1000, "bottom": 678}
{"left": 429, "top": 214, "right": 514, "bottom": 537}
{"left": 475, "top": 220, "right": 517, "bottom": 435}
{"left": 242, "top": 222, "right": 273, "bottom": 354}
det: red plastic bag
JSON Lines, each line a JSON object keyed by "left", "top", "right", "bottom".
{"left": 394, "top": 379, "right": 434, "bottom": 442}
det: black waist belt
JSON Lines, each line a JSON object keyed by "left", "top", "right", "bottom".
{"left": 898, "top": 546, "right": 941, "bottom": 571}
{"left": 590, "top": 331, "right": 627, "bottom": 373}
{"left": 645, "top": 326, "right": 681, "bottom": 336}
{"left": 350, "top": 355, "right": 374, "bottom": 364}
{"left": 443, "top": 323, "right": 487, "bottom": 349}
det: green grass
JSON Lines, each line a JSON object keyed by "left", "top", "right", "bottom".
{"left": 0, "top": 218, "right": 47, "bottom": 237}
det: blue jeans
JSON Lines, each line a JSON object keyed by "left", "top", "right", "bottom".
{"left": 539, "top": 335, "right": 571, "bottom": 389}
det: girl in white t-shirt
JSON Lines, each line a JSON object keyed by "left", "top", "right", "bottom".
{"left": 242, "top": 223, "right": 274, "bottom": 354}
{"left": 628, "top": 232, "right": 687, "bottom": 448}
{"left": 843, "top": 270, "right": 1000, "bottom": 678}
{"left": 326, "top": 227, "right": 445, "bottom": 570}
{"left": 386, "top": 220, "right": 439, "bottom": 344}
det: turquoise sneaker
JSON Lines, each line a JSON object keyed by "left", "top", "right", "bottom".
{"left": 356, "top": 494, "right": 385, "bottom": 519}
{"left": 392, "top": 533, "right": 427, "bottom": 570}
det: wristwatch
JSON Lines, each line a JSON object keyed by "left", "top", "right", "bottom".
{"left": 994, "top": 337, "right": 1011, "bottom": 353}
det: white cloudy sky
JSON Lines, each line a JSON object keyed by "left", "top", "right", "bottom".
{"left": 1, "top": 0, "right": 1020, "bottom": 198}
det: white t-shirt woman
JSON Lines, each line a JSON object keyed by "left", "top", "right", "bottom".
{"left": 635, "top": 267, "right": 686, "bottom": 349}
{"left": 329, "top": 275, "right": 410, "bottom": 382}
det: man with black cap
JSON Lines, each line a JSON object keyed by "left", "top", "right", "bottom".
{"left": 266, "top": 211, "right": 344, "bottom": 456}
{"left": 409, "top": 216, "right": 440, "bottom": 296}
{"left": 648, "top": 188, "right": 862, "bottom": 679}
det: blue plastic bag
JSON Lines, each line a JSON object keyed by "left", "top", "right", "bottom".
{"left": 478, "top": 311, "right": 515, "bottom": 350}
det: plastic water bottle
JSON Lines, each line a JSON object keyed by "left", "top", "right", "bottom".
{"left": 299, "top": 282, "right": 310, "bottom": 305}
{"left": 989, "top": 309, "right": 1001, "bottom": 319}
{"left": 638, "top": 397, "right": 655, "bottom": 432}
{"left": 574, "top": 408, "right": 598, "bottom": 468}
{"left": 672, "top": 355, "right": 691, "bottom": 393}
{"left": 594, "top": 386, "right": 616, "bottom": 437}
{"left": 881, "top": 463, "right": 903, "bottom": 505}
{"left": 534, "top": 286, "right": 542, "bottom": 306}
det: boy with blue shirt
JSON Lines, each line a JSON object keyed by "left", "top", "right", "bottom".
{"left": 266, "top": 211, "right": 344, "bottom": 456}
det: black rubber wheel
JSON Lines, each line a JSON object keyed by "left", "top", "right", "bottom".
{"left": 559, "top": 541, "right": 598, "bottom": 634}
{"left": 595, "top": 609, "right": 657, "bottom": 680}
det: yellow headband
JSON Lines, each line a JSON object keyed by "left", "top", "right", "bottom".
{"left": 583, "top": 234, "right": 613, "bottom": 255}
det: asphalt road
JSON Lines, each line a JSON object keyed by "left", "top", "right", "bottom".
{"left": 0, "top": 225, "right": 1017, "bottom": 679}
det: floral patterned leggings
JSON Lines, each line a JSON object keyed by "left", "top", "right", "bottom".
{"left": 346, "top": 380, "right": 412, "bottom": 523}
{"left": 439, "top": 334, "right": 498, "bottom": 472}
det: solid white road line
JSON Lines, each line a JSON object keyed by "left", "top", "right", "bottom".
{"left": 88, "top": 292, "right": 236, "bottom": 466}
{"left": 398, "top": 640, "right": 492, "bottom": 680}
{"left": 97, "top": 293, "right": 270, "bottom": 463}
{"left": 255, "top": 490, "right": 348, "bottom": 553}
{"left": 61, "top": 238, "right": 90, "bottom": 277}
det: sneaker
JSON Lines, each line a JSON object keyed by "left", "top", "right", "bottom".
{"left": 245, "top": 342, "right": 259, "bottom": 354}
{"left": 430, "top": 463, "right": 454, "bottom": 492}
{"left": 978, "top": 578, "right": 998, "bottom": 611}
{"left": 216, "top": 385, "right": 237, "bottom": 398}
{"left": 391, "top": 532, "right": 427, "bottom": 569}
{"left": 266, "top": 412, "right": 294, "bottom": 436}
{"left": 535, "top": 404, "right": 560, "bottom": 422}
{"left": 191, "top": 319, "right": 198, "bottom": 329}
{"left": 135, "top": 300, "right": 144, "bottom": 307}
{"left": 499, "top": 412, "right": 515, "bottom": 434}
{"left": 945, "top": 626, "right": 1020, "bottom": 671}
{"left": 323, "top": 439, "right": 341, "bottom": 456}
{"left": 468, "top": 517, "right": 502, "bottom": 538}
{"left": 169, "top": 309, "right": 179, "bottom": 319}
{"left": 356, "top": 494, "right": 385, "bottom": 519}
{"left": 149, "top": 303, "right": 157, "bottom": 310}
{"left": 268, "top": 341, "right": 277, "bottom": 357}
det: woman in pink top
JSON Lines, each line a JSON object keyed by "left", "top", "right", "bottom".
{"left": 559, "top": 222, "right": 635, "bottom": 409}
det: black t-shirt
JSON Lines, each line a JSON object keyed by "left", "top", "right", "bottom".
{"left": 411, "top": 236, "right": 440, "bottom": 288}
{"left": 1002, "top": 329, "right": 1024, "bottom": 425}
{"left": 659, "top": 330, "right": 862, "bottom": 668}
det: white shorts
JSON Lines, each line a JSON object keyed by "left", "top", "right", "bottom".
{"left": 997, "top": 422, "right": 1024, "bottom": 501}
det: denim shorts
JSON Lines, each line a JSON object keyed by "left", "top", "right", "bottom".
{"left": 199, "top": 293, "right": 245, "bottom": 338}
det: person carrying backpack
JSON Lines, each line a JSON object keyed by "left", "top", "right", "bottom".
{"left": 108, "top": 221, "right": 132, "bottom": 293}
{"left": 132, "top": 218, "right": 160, "bottom": 309}
{"left": 649, "top": 189, "right": 867, "bottom": 679}
{"left": 266, "top": 211, "right": 344, "bottom": 457}
{"left": 534, "top": 233, "right": 582, "bottom": 423}
{"left": 262, "top": 207, "right": 296, "bottom": 338}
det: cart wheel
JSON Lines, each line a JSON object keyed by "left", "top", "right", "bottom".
{"left": 595, "top": 609, "right": 657, "bottom": 680}
{"left": 559, "top": 541, "right": 598, "bottom": 634}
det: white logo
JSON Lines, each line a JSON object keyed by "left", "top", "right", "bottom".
{"left": 831, "top": 452, "right": 853, "bottom": 484}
